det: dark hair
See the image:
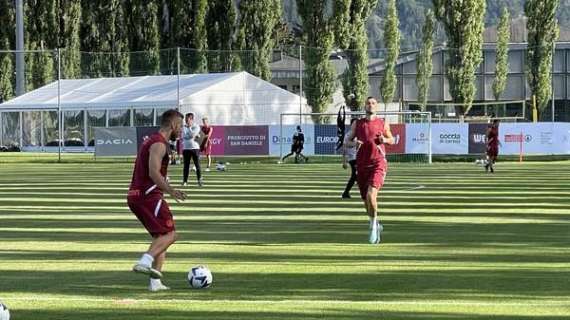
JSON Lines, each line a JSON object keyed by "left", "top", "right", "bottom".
{"left": 296, "top": 125, "right": 302, "bottom": 131}
{"left": 185, "top": 112, "right": 194, "bottom": 120}
{"left": 161, "top": 109, "right": 183, "bottom": 128}
{"left": 366, "top": 96, "right": 376, "bottom": 101}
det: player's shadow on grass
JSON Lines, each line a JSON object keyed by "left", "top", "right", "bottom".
{"left": 1, "top": 218, "right": 569, "bottom": 246}
{"left": 1, "top": 247, "right": 568, "bottom": 264}
{"left": 9, "top": 308, "right": 567, "bottom": 320}
{"left": 0, "top": 269, "right": 567, "bottom": 302}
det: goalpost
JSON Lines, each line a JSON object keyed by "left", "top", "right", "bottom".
{"left": 279, "top": 111, "right": 432, "bottom": 164}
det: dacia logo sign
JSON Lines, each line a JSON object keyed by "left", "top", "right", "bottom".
{"left": 96, "top": 139, "right": 134, "bottom": 145}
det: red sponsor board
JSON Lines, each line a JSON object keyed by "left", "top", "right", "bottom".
{"left": 209, "top": 126, "right": 225, "bottom": 156}
{"left": 223, "top": 126, "right": 269, "bottom": 155}
{"left": 385, "top": 123, "right": 406, "bottom": 154}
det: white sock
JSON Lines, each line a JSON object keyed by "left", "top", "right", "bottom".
{"left": 138, "top": 253, "right": 154, "bottom": 267}
{"left": 150, "top": 278, "right": 162, "bottom": 287}
{"left": 369, "top": 217, "right": 378, "bottom": 229}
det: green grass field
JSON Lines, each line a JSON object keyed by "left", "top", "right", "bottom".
{"left": 0, "top": 158, "right": 569, "bottom": 319}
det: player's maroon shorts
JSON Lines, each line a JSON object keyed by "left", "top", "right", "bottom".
{"left": 127, "top": 189, "right": 175, "bottom": 237}
{"left": 357, "top": 164, "right": 387, "bottom": 200}
{"left": 487, "top": 145, "right": 498, "bottom": 158}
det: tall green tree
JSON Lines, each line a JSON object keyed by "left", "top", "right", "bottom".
{"left": 416, "top": 8, "right": 434, "bottom": 110}
{"left": 433, "top": 0, "right": 486, "bottom": 116}
{"left": 25, "top": 0, "right": 57, "bottom": 89}
{"left": 380, "top": 0, "right": 400, "bottom": 106}
{"left": 297, "top": 0, "right": 336, "bottom": 120}
{"left": 337, "top": 0, "right": 378, "bottom": 111}
{"left": 525, "top": 0, "right": 559, "bottom": 116}
{"left": 237, "top": 0, "right": 281, "bottom": 80}
{"left": 206, "top": 0, "right": 238, "bottom": 72}
{"left": 0, "top": 0, "right": 14, "bottom": 101}
{"left": 126, "top": 0, "right": 161, "bottom": 75}
{"left": 59, "top": 0, "right": 82, "bottom": 79}
{"left": 80, "top": 0, "right": 129, "bottom": 77}
{"left": 191, "top": 0, "right": 208, "bottom": 73}
{"left": 113, "top": 0, "right": 130, "bottom": 76}
{"left": 493, "top": 7, "right": 510, "bottom": 101}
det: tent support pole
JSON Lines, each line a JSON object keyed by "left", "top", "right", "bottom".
{"left": 177, "top": 47, "right": 181, "bottom": 110}
{"left": 57, "top": 48, "right": 61, "bottom": 163}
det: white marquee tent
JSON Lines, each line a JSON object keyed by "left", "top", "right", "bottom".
{"left": 0, "top": 72, "right": 309, "bottom": 150}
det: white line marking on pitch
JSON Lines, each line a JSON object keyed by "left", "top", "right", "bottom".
{"left": 3, "top": 297, "right": 569, "bottom": 307}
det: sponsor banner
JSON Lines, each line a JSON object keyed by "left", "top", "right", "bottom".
{"left": 385, "top": 123, "right": 406, "bottom": 154}
{"left": 208, "top": 126, "right": 225, "bottom": 156}
{"left": 268, "top": 125, "right": 315, "bottom": 156}
{"left": 405, "top": 123, "right": 430, "bottom": 154}
{"left": 94, "top": 127, "right": 137, "bottom": 156}
{"left": 468, "top": 123, "right": 489, "bottom": 154}
{"left": 499, "top": 123, "right": 570, "bottom": 155}
{"left": 314, "top": 125, "right": 339, "bottom": 155}
{"left": 223, "top": 126, "right": 269, "bottom": 155}
{"left": 431, "top": 123, "right": 469, "bottom": 154}
{"left": 136, "top": 126, "right": 160, "bottom": 151}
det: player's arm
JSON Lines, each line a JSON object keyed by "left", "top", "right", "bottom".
{"left": 191, "top": 125, "right": 201, "bottom": 141}
{"left": 486, "top": 128, "right": 495, "bottom": 144}
{"left": 345, "top": 121, "right": 362, "bottom": 148}
{"left": 149, "top": 142, "right": 186, "bottom": 202}
{"left": 380, "top": 119, "right": 395, "bottom": 145}
{"left": 206, "top": 127, "right": 213, "bottom": 138}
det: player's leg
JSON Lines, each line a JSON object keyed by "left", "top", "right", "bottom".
{"left": 206, "top": 154, "right": 212, "bottom": 171}
{"left": 191, "top": 150, "right": 203, "bottom": 186}
{"left": 149, "top": 251, "right": 170, "bottom": 291}
{"left": 133, "top": 231, "right": 177, "bottom": 279}
{"left": 342, "top": 160, "right": 357, "bottom": 198}
{"left": 282, "top": 152, "right": 293, "bottom": 161}
{"left": 182, "top": 150, "right": 191, "bottom": 185}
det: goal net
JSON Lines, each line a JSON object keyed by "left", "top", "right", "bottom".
{"left": 279, "top": 111, "right": 432, "bottom": 164}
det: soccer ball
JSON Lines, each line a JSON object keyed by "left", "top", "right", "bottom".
{"left": 188, "top": 265, "right": 213, "bottom": 289}
{"left": 216, "top": 162, "right": 226, "bottom": 171}
{"left": 0, "top": 301, "right": 10, "bottom": 320}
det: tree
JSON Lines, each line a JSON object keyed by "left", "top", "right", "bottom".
{"left": 80, "top": 1, "right": 130, "bottom": 78}
{"left": 237, "top": 0, "right": 281, "bottom": 80}
{"left": 59, "top": 0, "right": 82, "bottom": 79}
{"left": 113, "top": 0, "right": 130, "bottom": 77}
{"left": 206, "top": 0, "right": 238, "bottom": 72}
{"left": 433, "top": 0, "right": 486, "bottom": 116}
{"left": 416, "top": 8, "right": 434, "bottom": 110}
{"left": 337, "top": 0, "right": 378, "bottom": 111}
{"left": 24, "top": 0, "right": 57, "bottom": 89}
{"left": 297, "top": 0, "right": 336, "bottom": 121}
{"left": 0, "top": 0, "right": 14, "bottom": 101}
{"left": 493, "top": 7, "right": 510, "bottom": 101}
{"left": 380, "top": 0, "right": 400, "bottom": 106}
{"left": 126, "top": 0, "right": 161, "bottom": 75}
{"left": 525, "top": 0, "right": 559, "bottom": 115}
{"left": 191, "top": 0, "right": 208, "bottom": 73}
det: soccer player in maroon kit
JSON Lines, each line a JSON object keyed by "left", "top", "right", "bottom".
{"left": 485, "top": 119, "right": 500, "bottom": 173}
{"left": 346, "top": 97, "right": 395, "bottom": 244}
{"left": 128, "top": 109, "right": 186, "bottom": 291}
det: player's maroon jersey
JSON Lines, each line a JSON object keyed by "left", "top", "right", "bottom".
{"left": 129, "top": 132, "right": 170, "bottom": 195}
{"left": 487, "top": 125, "right": 499, "bottom": 147}
{"left": 355, "top": 117, "right": 387, "bottom": 168}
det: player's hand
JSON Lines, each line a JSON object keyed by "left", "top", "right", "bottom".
{"left": 355, "top": 140, "right": 363, "bottom": 150}
{"left": 342, "top": 162, "right": 348, "bottom": 170}
{"left": 375, "top": 134, "right": 385, "bottom": 145}
{"left": 169, "top": 189, "right": 186, "bottom": 202}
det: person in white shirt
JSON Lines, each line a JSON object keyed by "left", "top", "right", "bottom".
{"left": 342, "top": 119, "right": 358, "bottom": 199}
{"left": 182, "top": 113, "right": 203, "bottom": 187}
